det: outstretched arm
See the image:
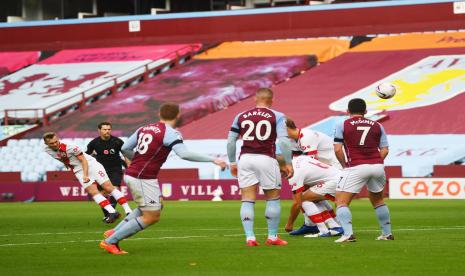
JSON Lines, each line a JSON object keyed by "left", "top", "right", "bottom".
{"left": 172, "top": 143, "right": 226, "bottom": 169}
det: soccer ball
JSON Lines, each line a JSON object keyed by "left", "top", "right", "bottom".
{"left": 375, "top": 82, "right": 396, "bottom": 99}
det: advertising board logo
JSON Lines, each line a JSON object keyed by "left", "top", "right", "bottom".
{"left": 161, "top": 183, "right": 172, "bottom": 198}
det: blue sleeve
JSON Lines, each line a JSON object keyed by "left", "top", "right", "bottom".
{"left": 121, "top": 129, "right": 139, "bottom": 159}
{"left": 229, "top": 114, "right": 240, "bottom": 139}
{"left": 274, "top": 111, "right": 287, "bottom": 138}
{"left": 333, "top": 121, "right": 344, "bottom": 144}
{"left": 163, "top": 126, "right": 184, "bottom": 149}
{"left": 172, "top": 143, "right": 214, "bottom": 162}
{"left": 379, "top": 124, "right": 389, "bottom": 148}
{"left": 122, "top": 129, "right": 138, "bottom": 151}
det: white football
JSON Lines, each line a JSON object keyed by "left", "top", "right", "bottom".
{"left": 375, "top": 82, "right": 396, "bottom": 99}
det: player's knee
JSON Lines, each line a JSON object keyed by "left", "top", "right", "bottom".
{"left": 142, "top": 211, "right": 161, "bottom": 225}
{"left": 101, "top": 181, "right": 115, "bottom": 192}
{"left": 335, "top": 198, "right": 349, "bottom": 207}
{"left": 371, "top": 197, "right": 385, "bottom": 207}
{"left": 85, "top": 185, "right": 99, "bottom": 196}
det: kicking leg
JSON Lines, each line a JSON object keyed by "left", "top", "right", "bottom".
{"left": 102, "top": 181, "right": 132, "bottom": 215}
{"left": 86, "top": 183, "right": 117, "bottom": 216}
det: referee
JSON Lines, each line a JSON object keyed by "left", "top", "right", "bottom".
{"left": 86, "top": 122, "right": 130, "bottom": 222}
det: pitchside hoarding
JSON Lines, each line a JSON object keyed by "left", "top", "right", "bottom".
{"left": 0, "top": 180, "right": 293, "bottom": 202}
{"left": 389, "top": 178, "right": 465, "bottom": 199}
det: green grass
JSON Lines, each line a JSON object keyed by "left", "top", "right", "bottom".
{"left": 1, "top": 199, "right": 464, "bottom": 275}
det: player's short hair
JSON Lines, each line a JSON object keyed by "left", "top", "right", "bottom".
{"left": 348, "top": 98, "right": 367, "bottom": 114}
{"left": 98, "top": 122, "right": 112, "bottom": 129}
{"left": 42, "top": 132, "right": 57, "bottom": 142}
{"left": 285, "top": 117, "right": 297, "bottom": 129}
{"left": 159, "top": 102, "right": 180, "bottom": 120}
{"left": 255, "top": 88, "right": 273, "bottom": 99}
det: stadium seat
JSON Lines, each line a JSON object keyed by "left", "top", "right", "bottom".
{"left": 6, "top": 139, "right": 18, "bottom": 147}
{"left": 28, "top": 138, "right": 41, "bottom": 146}
{"left": 17, "top": 139, "right": 29, "bottom": 146}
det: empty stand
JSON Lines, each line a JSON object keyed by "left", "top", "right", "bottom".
{"left": 0, "top": 51, "right": 40, "bottom": 78}
{"left": 28, "top": 55, "right": 316, "bottom": 138}
{"left": 0, "top": 44, "right": 200, "bottom": 125}
{"left": 195, "top": 38, "right": 349, "bottom": 62}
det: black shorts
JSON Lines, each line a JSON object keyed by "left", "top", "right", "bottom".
{"left": 106, "top": 169, "right": 123, "bottom": 186}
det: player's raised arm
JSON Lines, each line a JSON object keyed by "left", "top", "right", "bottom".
{"left": 379, "top": 124, "right": 389, "bottom": 160}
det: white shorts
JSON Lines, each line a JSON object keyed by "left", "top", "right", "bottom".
{"left": 310, "top": 178, "right": 337, "bottom": 198}
{"left": 124, "top": 175, "right": 162, "bottom": 211}
{"left": 237, "top": 154, "right": 281, "bottom": 190}
{"left": 74, "top": 160, "right": 110, "bottom": 189}
{"left": 336, "top": 164, "right": 386, "bottom": 194}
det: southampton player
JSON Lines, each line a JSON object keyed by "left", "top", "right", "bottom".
{"left": 99, "top": 102, "right": 226, "bottom": 254}
{"left": 227, "top": 88, "right": 294, "bottom": 247}
{"left": 333, "top": 98, "right": 393, "bottom": 243}
{"left": 285, "top": 118, "right": 342, "bottom": 235}
{"left": 43, "top": 132, "right": 132, "bottom": 223}
{"left": 279, "top": 155, "right": 343, "bottom": 237}
{"left": 286, "top": 118, "right": 342, "bottom": 169}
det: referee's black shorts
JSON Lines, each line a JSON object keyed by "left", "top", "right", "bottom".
{"left": 106, "top": 169, "right": 123, "bottom": 187}
{"left": 97, "top": 168, "right": 123, "bottom": 191}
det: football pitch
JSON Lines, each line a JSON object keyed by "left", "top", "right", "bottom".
{"left": 1, "top": 199, "right": 464, "bottom": 275}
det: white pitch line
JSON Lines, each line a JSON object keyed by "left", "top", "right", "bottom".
{"left": 1, "top": 226, "right": 465, "bottom": 247}
{"left": 1, "top": 226, "right": 465, "bottom": 238}
{"left": 0, "top": 227, "right": 269, "bottom": 237}
{"left": 0, "top": 235, "right": 209, "bottom": 247}
{"left": 1, "top": 225, "right": 465, "bottom": 238}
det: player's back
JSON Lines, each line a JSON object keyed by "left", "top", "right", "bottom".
{"left": 289, "top": 155, "right": 340, "bottom": 192}
{"left": 236, "top": 107, "right": 283, "bottom": 158}
{"left": 125, "top": 122, "right": 171, "bottom": 179}
{"left": 298, "top": 129, "right": 340, "bottom": 168}
{"left": 342, "top": 117, "right": 384, "bottom": 166}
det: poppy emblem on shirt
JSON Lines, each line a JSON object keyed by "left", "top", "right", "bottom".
{"left": 103, "top": 150, "right": 109, "bottom": 154}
